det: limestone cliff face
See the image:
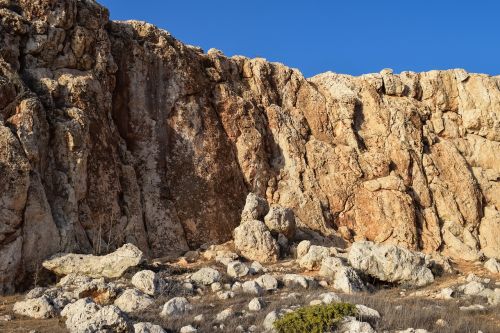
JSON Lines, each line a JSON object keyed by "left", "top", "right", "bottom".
{"left": 0, "top": 0, "right": 499, "bottom": 293}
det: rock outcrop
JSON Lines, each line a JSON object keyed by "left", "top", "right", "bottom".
{"left": 0, "top": 0, "right": 499, "bottom": 293}
{"left": 42, "top": 243, "right": 144, "bottom": 278}
{"left": 348, "top": 241, "right": 434, "bottom": 287}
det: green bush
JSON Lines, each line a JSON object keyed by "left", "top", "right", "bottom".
{"left": 273, "top": 302, "right": 357, "bottom": 333}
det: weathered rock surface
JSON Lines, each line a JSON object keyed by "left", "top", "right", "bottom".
{"left": 0, "top": 0, "right": 499, "bottom": 293}
{"left": 190, "top": 267, "right": 221, "bottom": 285}
{"left": 42, "top": 243, "right": 144, "bottom": 278}
{"left": 320, "top": 257, "right": 366, "bottom": 293}
{"left": 233, "top": 219, "right": 279, "bottom": 263}
{"left": 484, "top": 258, "right": 500, "bottom": 273}
{"left": 114, "top": 288, "right": 154, "bottom": 313}
{"left": 13, "top": 295, "right": 57, "bottom": 319}
{"left": 134, "top": 322, "right": 167, "bottom": 333}
{"left": 264, "top": 206, "right": 296, "bottom": 239}
{"left": 61, "top": 298, "right": 129, "bottom": 333}
{"left": 348, "top": 242, "right": 434, "bottom": 286}
{"left": 131, "top": 270, "right": 161, "bottom": 296}
{"left": 160, "top": 297, "right": 192, "bottom": 317}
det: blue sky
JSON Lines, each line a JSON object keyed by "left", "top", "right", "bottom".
{"left": 100, "top": 0, "right": 499, "bottom": 78}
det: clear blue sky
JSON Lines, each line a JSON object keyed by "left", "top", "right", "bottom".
{"left": 99, "top": 0, "right": 499, "bottom": 78}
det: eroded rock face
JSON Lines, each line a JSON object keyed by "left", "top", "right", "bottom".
{"left": 1, "top": 0, "right": 499, "bottom": 293}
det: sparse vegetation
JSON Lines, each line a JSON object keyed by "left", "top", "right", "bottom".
{"left": 273, "top": 303, "right": 357, "bottom": 333}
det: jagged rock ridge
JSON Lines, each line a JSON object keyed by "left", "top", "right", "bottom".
{"left": 0, "top": 0, "right": 499, "bottom": 293}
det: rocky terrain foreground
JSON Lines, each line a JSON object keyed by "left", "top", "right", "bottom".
{"left": 0, "top": 193, "right": 499, "bottom": 332}
{"left": 0, "top": 0, "right": 499, "bottom": 331}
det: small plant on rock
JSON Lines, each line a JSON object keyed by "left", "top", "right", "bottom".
{"left": 273, "top": 302, "right": 357, "bottom": 333}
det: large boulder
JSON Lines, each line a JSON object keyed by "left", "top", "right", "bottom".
{"left": 233, "top": 220, "right": 279, "bottom": 263}
{"left": 320, "top": 257, "right": 366, "bottom": 293}
{"left": 298, "top": 245, "right": 336, "bottom": 270}
{"left": 13, "top": 295, "right": 57, "bottom": 319}
{"left": 264, "top": 206, "right": 296, "bottom": 239}
{"left": 348, "top": 242, "right": 434, "bottom": 286}
{"left": 43, "top": 243, "right": 144, "bottom": 278}
{"left": 61, "top": 298, "right": 129, "bottom": 333}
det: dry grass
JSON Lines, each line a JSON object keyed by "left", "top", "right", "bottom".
{"left": 342, "top": 290, "right": 500, "bottom": 333}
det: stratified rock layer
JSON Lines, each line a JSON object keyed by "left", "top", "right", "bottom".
{"left": 0, "top": 0, "right": 499, "bottom": 293}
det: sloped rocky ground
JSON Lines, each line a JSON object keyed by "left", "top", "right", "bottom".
{"left": 1, "top": 194, "right": 499, "bottom": 332}
{"left": 1, "top": 0, "right": 499, "bottom": 295}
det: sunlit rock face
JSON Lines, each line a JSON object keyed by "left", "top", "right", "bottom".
{"left": 0, "top": 0, "right": 498, "bottom": 293}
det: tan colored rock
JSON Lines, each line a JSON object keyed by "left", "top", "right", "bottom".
{"left": 42, "top": 243, "right": 144, "bottom": 278}
{"left": 233, "top": 220, "right": 279, "bottom": 263}
{"left": 264, "top": 206, "right": 296, "bottom": 239}
{"left": 1, "top": 0, "right": 499, "bottom": 294}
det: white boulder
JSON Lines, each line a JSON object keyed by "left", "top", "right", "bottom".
{"left": 348, "top": 241, "right": 434, "bottom": 287}
{"left": 233, "top": 219, "right": 279, "bottom": 263}
{"left": 43, "top": 243, "right": 144, "bottom": 278}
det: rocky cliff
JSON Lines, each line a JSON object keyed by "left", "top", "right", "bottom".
{"left": 0, "top": 0, "right": 499, "bottom": 293}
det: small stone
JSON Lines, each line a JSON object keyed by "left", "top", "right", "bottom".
{"left": 131, "top": 270, "right": 160, "bottom": 296}
{"left": 191, "top": 267, "right": 221, "bottom": 285}
{"left": 133, "top": 322, "right": 167, "bottom": 333}
{"left": 180, "top": 325, "right": 197, "bottom": 333}
{"left": 459, "top": 304, "right": 486, "bottom": 312}
{"left": 227, "top": 261, "right": 249, "bottom": 278}
{"left": 160, "top": 297, "right": 192, "bottom": 317}
{"left": 249, "top": 261, "right": 265, "bottom": 274}
{"left": 184, "top": 251, "right": 200, "bottom": 263}
{"left": 216, "top": 307, "right": 234, "bottom": 322}
{"left": 338, "top": 317, "right": 375, "bottom": 333}
{"left": 114, "top": 289, "right": 154, "bottom": 313}
{"left": 263, "top": 311, "right": 279, "bottom": 330}
{"left": 255, "top": 274, "right": 278, "bottom": 291}
{"left": 319, "top": 292, "right": 341, "bottom": 304}
{"left": 439, "top": 287, "right": 454, "bottom": 299}
{"left": 211, "top": 282, "right": 223, "bottom": 292}
{"left": 296, "top": 240, "right": 311, "bottom": 259}
{"left": 282, "top": 274, "right": 308, "bottom": 289}
{"left": 248, "top": 297, "right": 262, "bottom": 311}
{"left": 435, "top": 319, "right": 448, "bottom": 327}
{"left": 462, "top": 281, "right": 485, "bottom": 295}
{"left": 194, "top": 314, "right": 204, "bottom": 322}
{"left": 13, "top": 295, "right": 56, "bottom": 319}
{"left": 484, "top": 258, "right": 500, "bottom": 273}
{"left": 466, "top": 273, "right": 481, "bottom": 282}
{"left": 309, "top": 299, "right": 323, "bottom": 306}
{"left": 242, "top": 280, "right": 263, "bottom": 295}
{"left": 0, "top": 315, "right": 12, "bottom": 321}
{"left": 355, "top": 304, "right": 380, "bottom": 323}
{"left": 217, "top": 291, "right": 235, "bottom": 300}
{"left": 231, "top": 281, "right": 242, "bottom": 292}
{"left": 25, "top": 287, "right": 46, "bottom": 299}
{"left": 183, "top": 282, "right": 194, "bottom": 292}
